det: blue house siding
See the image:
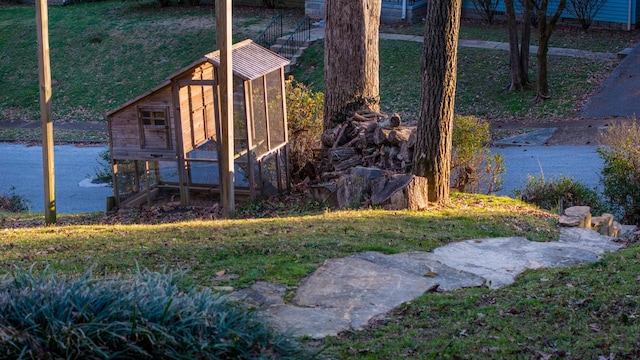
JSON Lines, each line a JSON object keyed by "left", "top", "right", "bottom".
{"left": 306, "top": 0, "right": 636, "bottom": 27}
{"left": 306, "top": 0, "right": 427, "bottom": 23}
{"left": 461, "top": 0, "right": 637, "bottom": 27}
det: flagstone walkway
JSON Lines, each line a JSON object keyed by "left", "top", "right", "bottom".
{"left": 231, "top": 226, "right": 635, "bottom": 338}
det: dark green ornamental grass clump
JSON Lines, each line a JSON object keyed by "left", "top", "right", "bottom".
{"left": 0, "top": 267, "right": 310, "bottom": 359}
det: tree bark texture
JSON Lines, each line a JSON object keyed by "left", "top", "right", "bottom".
{"left": 323, "top": 0, "right": 381, "bottom": 130}
{"left": 505, "top": 0, "right": 523, "bottom": 90}
{"left": 520, "top": 0, "right": 532, "bottom": 85}
{"left": 534, "top": 0, "right": 566, "bottom": 100}
{"left": 412, "top": 0, "right": 462, "bottom": 206}
{"left": 505, "top": 0, "right": 532, "bottom": 91}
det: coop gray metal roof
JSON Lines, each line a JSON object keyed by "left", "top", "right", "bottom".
{"left": 205, "top": 39, "right": 290, "bottom": 81}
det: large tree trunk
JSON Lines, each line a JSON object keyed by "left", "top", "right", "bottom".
{"left": 323, "top": 0, "right": 381, "bottom": 130}
{"left": 412, "top": 0, "right": 462, "bottom": 206}
{"left": 534, "top": 0, "right": 566, "bottom": 101}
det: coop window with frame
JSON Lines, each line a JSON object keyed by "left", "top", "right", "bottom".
{"left": 140, "top": 108, "right": 168, "bottom": 127}
{"left": 138, "top": 106, "right": 171, "bottom": 150}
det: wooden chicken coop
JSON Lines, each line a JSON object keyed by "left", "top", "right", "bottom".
{"left": 106, "top": 40, "right": 291, "bottom": 208}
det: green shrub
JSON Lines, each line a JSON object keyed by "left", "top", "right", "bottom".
{"left": 451, "top": 116, "right": 505, "bottom": 194}
{"left": 0, "top": 187, "right": 30, "bottom": 213}
{"left": 0, "top": 267, "right": 309, "bottom": 359}
{"left": 513, "top": 175, "right": 606, "bottom": 214}
{"left": 285, "top": 76, "right": 324, "bottom": 183}
{"left": 598, "top": 121, "right": 640, "bottom": 224}
{"left": 92, "top": 148, "right": 113, "bottom": 187}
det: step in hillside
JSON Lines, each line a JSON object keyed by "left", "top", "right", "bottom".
{"left": 270, "top": 36, "right": 311, "bottom": 74}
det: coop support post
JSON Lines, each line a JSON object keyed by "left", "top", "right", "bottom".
{"left": 172, "top": 80, "right": 191, "bottom": 207}
{"left": 216, "top": 0, "right": 235, "bottom": 217}
{"left": 36, "top": 0, "right": 56, "bottom": 224}
{"left": 111, "top": 162, "right": 120, "bottom": 207}
{"left": 145, "top": 161, "right": 151, "bottom": 207}
{"left": 280, "top": 68, "right": 291, "bottom": 191}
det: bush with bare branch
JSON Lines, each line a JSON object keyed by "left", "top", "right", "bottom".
{"left": 566, "top": 0, "right": 608, "bottom": 30}
{"left": 471, "top": 0, "right": 500, "bottom": 23}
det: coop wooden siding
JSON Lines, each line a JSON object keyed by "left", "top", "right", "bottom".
{"left": 179, "top": 86, "right": 196, "bottom": 155}
{"left": 110, "top": 110, "right": 142, "bottom": 150}
{"left": 108, "top": 86, "right": 174, "bottom": 152}
{"left": 461, "top": 0, "right": 637, "bottom": 25}
{"left": 206, "top": 40, "right": 290, "bottom": 81}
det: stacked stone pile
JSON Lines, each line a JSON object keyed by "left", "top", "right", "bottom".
{"left": 558, "top": 205, "right": 632, "bottom": 237}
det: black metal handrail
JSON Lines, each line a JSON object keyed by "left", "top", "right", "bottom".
{"left": 277, "top": 16, "right": 311, "bottom": 60}
{"left": 255, "top": 13, "right": 283, "bottom": 50}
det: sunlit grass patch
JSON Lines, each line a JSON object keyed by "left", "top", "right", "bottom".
{"left": 0, "top": 194, "right": 557, "bottom": 287}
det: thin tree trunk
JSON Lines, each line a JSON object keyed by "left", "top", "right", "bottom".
{"left": 505, "top": 0, "right": 523, "bottom": 91}
{"left": 536, "top": 35, "right": 550, "bottom": 99}
{"left": 412, "top": 0, "right": 462, "bottom": 205}
{"left": 534, "top": 0, "right": 566, "bottom": 101}
{"left": 520, "top": 0, "right": 532, "bottom": 86}
{"left": 323, "top": 0, "right": 381, "bottom": 130}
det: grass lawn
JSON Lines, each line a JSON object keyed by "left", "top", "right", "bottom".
{"left": 2, "top": 3, "right": 640, "bottom": 357}
{"left": 0, "top": 1, "right": 301, "bottom": 123}
{"left": 0, "top": 194, "right": 555, "bottom": 287}
{"left": 2, "top": 194, "right": 640, "bottom": 358}
{"left": 1, "top": 1, "right": 634, "bottom": 129}
{"left": 382, "top": 19, "right": 640, "bottom": 53}
{"left": 292, "top": 39, "right": 616, "bottom": 122}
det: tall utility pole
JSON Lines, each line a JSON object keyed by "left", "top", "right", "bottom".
{"left": 36, "top": 0, "right": 56, "bottom": 224}
{"left": 215, "top": 0, "right": 235, "bottom": 217}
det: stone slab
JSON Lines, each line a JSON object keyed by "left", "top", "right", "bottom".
{"left": 429, "top": 236, "right": 607, "bottom": 288}
{"left": 229, "top": 281, "right": 287, "bottom": 307}
{"left": 353, "top": 251, "right": 486, "bottom": 291}
{"left": 250, "top": 228, "right": 625, "bottom": 339}
{"left": 262, "top": 305, "right": 352, "bottom": 338}
{"left": 293, "top": 257, "right": 437, "bottom": 310}
{"left": 558, "top": 227, "right": 623, "bottom": 254}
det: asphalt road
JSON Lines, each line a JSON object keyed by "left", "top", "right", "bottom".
{"left": 580, "top": 44, "right": 640, "bottom": 118}
{"left": 493, "top": 145, "right": 603, "bottom": 196}
{"left": 0, "top": 142, "right": 604, "bottom": 214}
{"left": 0, "top": 143, "right": 112, "bottom": 214}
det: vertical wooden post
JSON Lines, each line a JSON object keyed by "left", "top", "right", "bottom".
{"left": 216, "top": 0, "right": 235, "bottom": 217}
{"left": 36, "top": 0, "right": 56, "bottom": 224}
{"left": 172, "top": 80, "right": 190, "bottom": 207}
